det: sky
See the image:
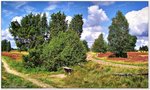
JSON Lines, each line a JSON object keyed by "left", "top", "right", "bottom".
{"left": 1, "top": 1, "right": 149, "bottom": 50}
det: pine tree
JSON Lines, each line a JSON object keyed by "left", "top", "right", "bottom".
{"left": 69, "top": 14, "right": 83, "bottom": 37}
{"left": 1, "top": 39, "right": 11, "bottom": 52}
{"left": 82, "top": 40, "right": 90, "bottom": 51}
{"left": 92, "top": 34, "right": 107, "bottom": 53}
{"left": 7, "top": 41, "right": 11, "bottom": 52}
{"left": 108, "top": 11, "right": 137, "bottom": 57}
{"left": 49, "top": 11, "right": 67, "bottom": 39}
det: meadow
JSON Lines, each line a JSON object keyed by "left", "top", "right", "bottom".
{"left": 1, "top": 50, "right": 148, "bottom": 88}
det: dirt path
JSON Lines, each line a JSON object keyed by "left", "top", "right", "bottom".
{"left": 87, "top": 52, "right": 145, "bottom": 69}
{"left": 2, "top": 59, "right": 53, "bottom": 88}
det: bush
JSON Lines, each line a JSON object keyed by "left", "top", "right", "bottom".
{"left": 41, "top": 30, "right": 86, "bottom": 71}
{"left": 23, "top": 30, "right": 86, "bottom": 71}
{"left": 23, "top": 44, "right": 45, "bottom": 69}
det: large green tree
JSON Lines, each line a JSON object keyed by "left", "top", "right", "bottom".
{"left": 9, "top": 13, "right": 48, "bottom": 51}
{"left": 108, "top": 11, "right": 137, "bottom": 57}
{"left": 69, "top": 14, "right": 83, "bottom": 37}
{"left": 49, "top": 11, "right": 67, "bottom": 39}
{"left": 92, "top": 34, "right": 107, "bottom": 53}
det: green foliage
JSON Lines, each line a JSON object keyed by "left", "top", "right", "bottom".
{"left": 139, "top": 46, "right": 148, "bottom": 51}
{"left": 108, "top": 11, "right": 137, "bottom": 57}
{"left": 9, "top": 13, "right": 49, "bottom": 51}
{"left": 69, "top": 14, "right": 83, "bottom": 37}
{"left": 41, "top": 30, "right": 86, "bottom": 71}
{"left": 92, "top": 34, "right": 107, "bottom": 53}
{"left": 23, "top": 44, "right": 45, "bottom": 69}
{"left": 50, "top": 11, "right": 67, "bottom": 39}
{"left": 82, "top": 40, "right": 90, "bottom": 52}
{"left": 2, "top": 39, "right": 11, "bottom": 52}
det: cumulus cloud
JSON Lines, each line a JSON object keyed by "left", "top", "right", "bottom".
{"left": 2, "top": 29, "right": 17, "bottom": 48}
{"left": 81, "top": 5, "right": 109, "bottom": 48}
{"left": 125, "top": 7, "right": 148, "bottom": 50}
{"left": 11, "top": 16, "right": 23, "bottom": 24}
{"left": 125, "top": 7, "right": 148, "bottom": 37}
{"left": 86, "top": 5, "right": 109, "bottom": 27}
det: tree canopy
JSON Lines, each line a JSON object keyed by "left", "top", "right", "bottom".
{"left": 9, "top": 13, "right": 49, "bottom": 51}
{"left": 108, "top": 11, "right": 137, "bottom": 57}
{"left": 139, "top": 46, "right": 148, "bottom": 51}
{"left": 69, "top": 14, "right": 83, "bottom": 37}
{"left": 49, "top": 11, "right": 67, "bottom": 39}
{"left": 2, "top": 39, "right": 11, "bottom": 52}
{"left": 22, "top": 12, "right": 86, "bottom": 71}
{"left": 92, "top": 34, "right": 107, "bottom": 53}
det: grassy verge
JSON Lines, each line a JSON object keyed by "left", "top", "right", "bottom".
{"left": 2, "top": 56, "right": 66, "bottom": 87}
{"left": 2, "top": 63, "right": 39, "bottom": 88}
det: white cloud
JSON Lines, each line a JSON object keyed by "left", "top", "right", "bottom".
{"left": 44, "top": 5, "right": 57, "bottom": 11}
{"left": 81, "top": 5, "right": 109, "bottom": 48}
{"left": 11, "top": 16, "right": 23, "bottom": 24}
{"left": 66, "top": 16, "right": 72, "bottom": 24}
{"left": 2, "top": 29, "right": 17, "bottom": 49}
{"left": 86, "top": 5, "right": 109, "bottom": 27}
{"left": 125, "top": 7, "right": 148, "bottom": 36}
{"left": 125, "top": 7, "right": 148, "bottom": 50}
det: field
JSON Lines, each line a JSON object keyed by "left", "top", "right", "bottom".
{"left": 1, "top": 51, "right": 148, "bottom": 88}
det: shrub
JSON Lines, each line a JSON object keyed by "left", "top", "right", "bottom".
{"left": 41, "top": 30, "right": 86, "bottom": 71}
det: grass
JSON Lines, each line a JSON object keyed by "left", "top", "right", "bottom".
{"left": 2, "top": 51, "right": 148, "bottom": 88}
{"left": 64, "top": 61, "right": 148, "bottom": 88}
{"left": 2, "top": 63, "right": 39, "bottom": 88}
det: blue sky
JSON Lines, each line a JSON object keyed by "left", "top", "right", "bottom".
{"left": 1, "top": 1, "right": 148, "bottom": 50}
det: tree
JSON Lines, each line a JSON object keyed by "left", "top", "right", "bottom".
{"left": 82, "top": 40, "right": 90, "bottom": 52}
{"left": 108, "top": 11, "right": 137, "bottom": 57}
{"left": 41, "top": 30, "right": 86, "bottom": 71}
{"left": 49, "top": 11, "right": 67, "bottom": 39}
{"left": 7, "top": 41, "right": 11, "bottom": 52}
{"left": 69, "top": 14, "right": 83, "bottom": 37}
{"left": 1, "top": 39, "right": 11, "bottom": 52}
{"left": 139, "top": 46, "right": 148, "bottom": 51}
{"left": 2, "top": 39, "right": 7, "bottom": 51}
{"left": 92, "top": 34, "right": 107, "bottom": 53}
{"left": 9, "top": 13, "right": 49, "bottom": 51}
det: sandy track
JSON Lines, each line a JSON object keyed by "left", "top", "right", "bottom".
{"left": 2, "top": 58, "right": 53, "bottom": 88}
{"left": 86, "top": 52, "right": 145, "bottom": 69}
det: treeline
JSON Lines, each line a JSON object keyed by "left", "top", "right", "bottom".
{"left": 1, "top": 39, "right": 11, "bottom": 52}
{"left": 92, "top": 11, "right": 137, "bottom": 58}
{"left": 139, "top": 46, "right": 148, "bottom": 51}
{"left": 10, "top": 12, "right": 88, "bottom": 71}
